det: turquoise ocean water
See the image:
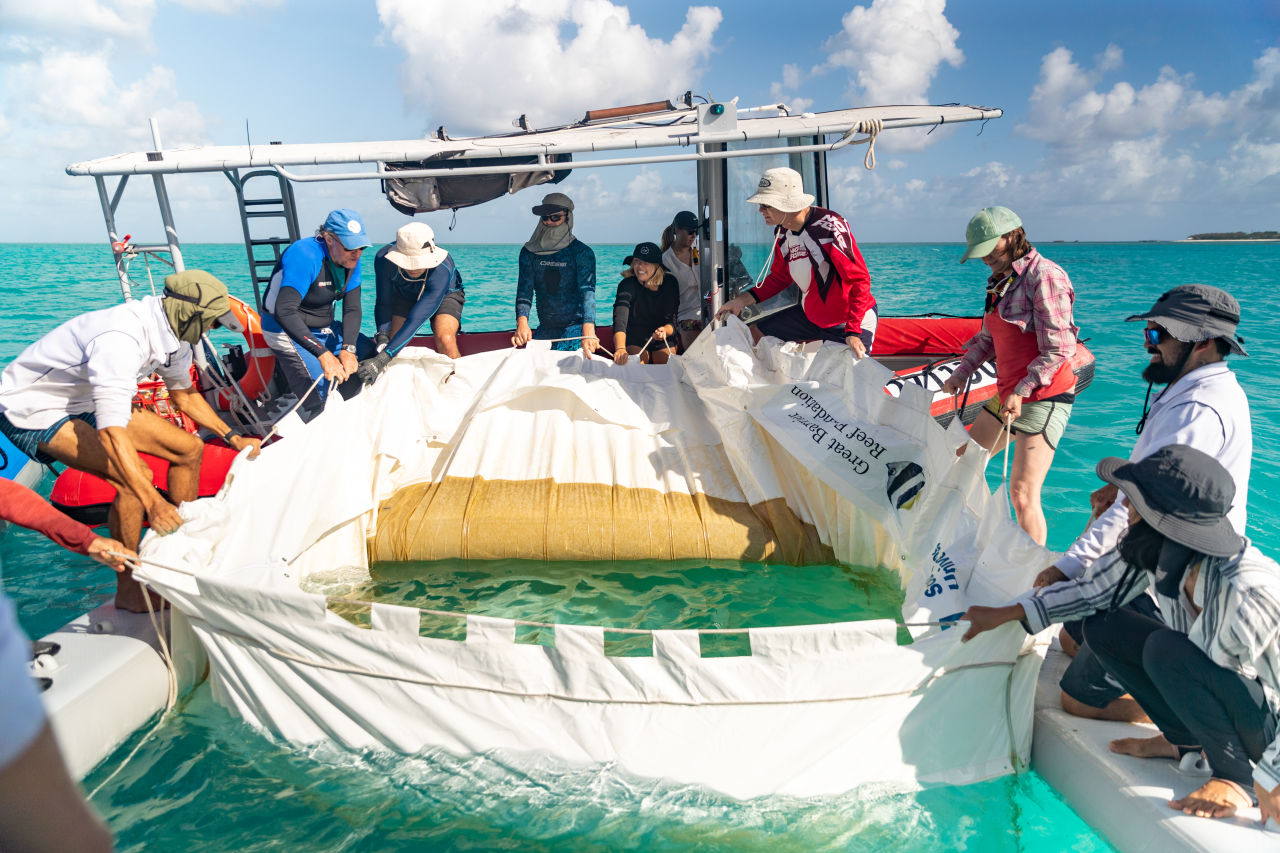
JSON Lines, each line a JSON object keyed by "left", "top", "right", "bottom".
{"left": 2, "top": 239, "right": 1278, "bottom": 851}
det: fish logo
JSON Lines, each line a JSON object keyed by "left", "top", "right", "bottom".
{"left": 886, "top": 460, "right": 925, "bottom": 511}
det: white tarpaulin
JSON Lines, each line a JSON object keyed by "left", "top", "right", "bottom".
{"left": 139, "top": 319, "right": 1051, "bottom": 798}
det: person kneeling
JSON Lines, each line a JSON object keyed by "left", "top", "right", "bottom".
{"left": 963, "top": 445, "right": 1280, "bottom": 826}
{"left": 612, "top": 242, "right": 678, "bottom": 366}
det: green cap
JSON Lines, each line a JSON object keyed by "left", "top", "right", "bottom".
{"left": 960, "top": 206, "right": 1022, "bottom": 264}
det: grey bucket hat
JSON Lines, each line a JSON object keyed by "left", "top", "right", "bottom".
{"left": 1096, "top": 445, "right": 1244, "bottom": 558}
{"left": 1126, "top": 284, "right": 1248, "bottom": 356}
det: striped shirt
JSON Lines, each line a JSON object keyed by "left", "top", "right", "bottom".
{"left": 1017, "top": 542, "right": 1280, "bottom": 789}
{"left": 950, "top": 249, "right": 1078, "bottom": 398}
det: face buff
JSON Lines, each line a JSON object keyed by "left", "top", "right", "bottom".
{"left": 162, "top": 270, "right": 233, "bottom": 345}
{"left": 524, "top": 210, "right": 575, "bottom": 256}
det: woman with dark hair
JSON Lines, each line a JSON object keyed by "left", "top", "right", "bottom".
{"left": 941, "top": 206, "right": 1078, "bottom": 546}
{"left": 611, "top": 242, "right": 679, "bottom": 365}
{"left": 661, "top": 210, "right": 702, "bottom": 351}
{"left": 962, "top": 445, "right": 1280, "bottom": 827}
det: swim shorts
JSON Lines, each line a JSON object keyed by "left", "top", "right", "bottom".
{"left": 982, "top": 396, "right": 1072, "bottom": 450}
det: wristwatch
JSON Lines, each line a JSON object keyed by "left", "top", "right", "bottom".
{"left": 340, "top": 344, "right": 357, "bottom": 354}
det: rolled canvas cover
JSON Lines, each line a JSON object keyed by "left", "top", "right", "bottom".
{"left": 138, "top": 319, "right": 1051, "bottom": 798}
{"left": 383, "top": 154, "right": 572, "bottom": 214}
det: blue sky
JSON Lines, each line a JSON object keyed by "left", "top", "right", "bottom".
{"left": 0, "top": 0, "right": 1276, "bottom": 248}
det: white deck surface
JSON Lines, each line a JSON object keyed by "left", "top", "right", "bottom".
{"left": 1032, "top": 638, "right": 1280, "bottom": 852}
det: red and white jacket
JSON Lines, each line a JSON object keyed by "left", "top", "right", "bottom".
{"left": 750, "top": 206, "right": 874, "bottom": 335}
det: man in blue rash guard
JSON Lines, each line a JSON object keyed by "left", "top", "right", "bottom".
{"left": 512, "top": 192, "right": 599, "bottom": 355}
{"left": 356, "top": 222, "right": 464, "bottom": 385}
{"left": 261, "top": 208, "right": 370, "bottom": 418}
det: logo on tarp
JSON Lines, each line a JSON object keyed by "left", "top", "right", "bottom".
{"left": 886, "top": 460, "right": 925, "bottom": 510}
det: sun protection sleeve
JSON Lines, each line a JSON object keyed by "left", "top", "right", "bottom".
{"left": 516, "top": 248, "right": 535, "bottom": 320}
{"left": 271, "top": 289, "right": 328, "bottom": 357}
{"left": 1016, "top": 547, "right": 1149, "bottom": 634}
{"left": 574, "top": 242, "right": 596, "bottom": 323}
{"left": 341, "top": 285, "right": 362, "bottom": 350}
{"left": 612, "top": 279, "right": 636, "bottom": 334}
{"left": 0, "top": 480, "right": 97, "bottom": 554}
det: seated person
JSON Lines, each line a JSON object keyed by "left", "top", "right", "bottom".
{"left": 261, "top": 208, "right": 369, "bottom": 417}
{"left": 963, "top": 445, "right": 1280, "bottom": 826}
{"left": 357, "top": 222, "right": 465, "bottom": 385}
{"left": 716, "top": 167, "right": 876, "bottom": 357}
{"left": 512, "top": 192, "right": 598, "bottom": 355}
{"left": 612, "top": 242, "right": 679, "bottom": 366}
{"left": 661, "top": 210, "right": 702, "bottom": 351}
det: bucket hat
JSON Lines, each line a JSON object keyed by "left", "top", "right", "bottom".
{"left": 745, "top": 168, "right": 814, "bottom": 213}
{"left": 1126, "top": 284, "right": 1248, "bottom": 356}
{"left": 532, "top": 192, "right": 575, "bottom": 216}
{"left": 1096, "top": 444, "right": 1244, "bottom": 557}
{"left": 323, "top": 209, "right": 372, "bottom": 250}
{"left": 959, "top": 206, "right": 1022, "bottom": 264}
{"left": 162, "top": 270, "right": 243, "bottom": 345}
{"left": 383, "top": 222, "right": 449, "bottom": 270}
{"left": 623, "top": 242, "right": 667, "bottom": 269}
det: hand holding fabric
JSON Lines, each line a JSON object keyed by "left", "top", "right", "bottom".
{"left": 355, "top": 351, "right": 393, "bottom": 385}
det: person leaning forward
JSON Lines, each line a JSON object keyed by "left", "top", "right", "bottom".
{"left": 962, "top": 445, "right": 1280, "bottom": 827}
{"left": 512, "top": 192, "right": 599, "bottom": 355}
{"left": 1038, "top": 284, "right": 1252, "bottom": 725}
{"left": 715, "top": 167, "right": 876, "bottom": 357}
{"left": 0, "top": 270, "right": 262, "bottom": 612}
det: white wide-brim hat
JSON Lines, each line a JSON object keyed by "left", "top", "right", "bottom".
{"left": 384, "top": 221, "right": 449, "bottom": 270}
{"left": 745, "top": 167, "right": 815, "bottom": 213}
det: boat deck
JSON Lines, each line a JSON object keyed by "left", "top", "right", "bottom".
{"left": 1032, "top": 637, "right": 1280, "bottom": 852}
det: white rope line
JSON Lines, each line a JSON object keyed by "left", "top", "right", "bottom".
{"left": 856, "top": 118, "right": 882, "bottom": 170}
{"left": 516, "top": 334, "right": 613, "bottom": 357}
{"left": 208, "top": 623, "right": 1027, "bottom": 708}
{"left": 1000, "top": 410, "right": 1013, "bottom": 495}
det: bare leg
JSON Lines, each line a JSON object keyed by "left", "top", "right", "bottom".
{"left": 431, "top": 313, "right": 462, "bottom": 359}
{"left": 1008, "top": 431, "right": 1055, "bottom": 545}
{"left": 0, "top": 724, "right": 113, "bottom": 853}
{"left": 956, "top": 407, "right": 1011, "bottom": 458}
{"left": 1058, "top": 627, "right": 1079, "bottom": 657}
{"left": 1062, "top": 691, "right": 1153, "bottom": 724}
{"left": 650, "top": 345, "right": 675, "bottom": 365}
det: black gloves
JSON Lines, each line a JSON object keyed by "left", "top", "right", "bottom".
{"left": 355, "top": 351, "right": 393, "bottom": 385}
{"left": 373, "top": 331, "right": 390, "bottom": 353}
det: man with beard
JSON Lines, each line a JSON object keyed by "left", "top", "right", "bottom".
{"left": 962, "top": 446, "right": 1280, "bottom": 825}
{"left": 1034, "top": 284, "right": 1252, "bottom": 723}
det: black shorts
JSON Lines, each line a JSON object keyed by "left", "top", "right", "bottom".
{"left": 754, "top": 303, "right": 875, "bottom": 349}
{"left": 390, "top": 288, "right": 465, "bottom": 322}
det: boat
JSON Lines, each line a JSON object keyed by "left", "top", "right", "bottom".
{"left": 16, "top": 94, "right": 1249, "bottom": 849}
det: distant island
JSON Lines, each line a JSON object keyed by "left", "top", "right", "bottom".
{"left": 1186, "top": 231, "right": 1280, "bottom": 241}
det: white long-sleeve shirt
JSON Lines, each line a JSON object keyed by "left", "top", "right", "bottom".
{"left": 0, "top": 296, "right": 193, "bottom": 431}
{"left": 1058, "top": 362, "right": 1251, "bottom": 579}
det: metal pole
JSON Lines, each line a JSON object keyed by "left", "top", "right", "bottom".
{"left": 95, "top": 176, "right": 133, "bottom": 301}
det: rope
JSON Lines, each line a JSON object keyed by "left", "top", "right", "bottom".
{"left": 517, "top": 334, "right": 613, "bottom": 358}
{"left": 856, "top": 118, "right": 882, "bottom": 170}
{"left": 999, "top": 410, "right": 1013, "bottom": 495}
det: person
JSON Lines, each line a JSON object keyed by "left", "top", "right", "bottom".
{"left": 661, "top": 210, "right": 702, "bottom": 350}
{"left": 356, "top": 222, "right": 465, "bottom": 385}
{"left": 1038, "top": 284, "right": 1252, "bottom": 724}
{"left": 0, "top": 480, "right": 133, "bottom": 852}
{"left": 512, "top": 192, "right": 598, "bottom": 355}
{"left": 715, "top": 167, "right": 876, "bottom": 357}
{"left": 261, "top": 209, "right": 370, "bottom": 416}
{"left": 962, "top": 445, "right": 1280, "bottom": 826}
{"left": 0, "top": 270, "right": 262, "bottom": 612}
{"left": 611, "top": 243, "right": 680, "bottom": 366}
{"left": 939, "top": 206, "right": 1077, "bottom": 546}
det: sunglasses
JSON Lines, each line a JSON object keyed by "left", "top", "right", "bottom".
{"left": 1143, "top": 327, "right": 1168, "bottom": 347}
{"left": 540, "top": 212, "right": 567, "bottom": 224}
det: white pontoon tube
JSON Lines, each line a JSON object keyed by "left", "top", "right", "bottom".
{"left": 137, "top": 320, "right": 1049, "bottom": 799}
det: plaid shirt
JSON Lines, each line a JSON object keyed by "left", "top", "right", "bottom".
{"left": 1016, "top": 542, "right": 1280, "bottom": 790}
{"left": 950, "top": 249, "right": 1078, "bottom": 398}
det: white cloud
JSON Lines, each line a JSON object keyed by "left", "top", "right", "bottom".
{"left": 0, "top": 0, "right": 155, "bottom": 42}
{"left": 168, "top": 0, "right": 284, "bottom": 11}
{"left": 376, "top": 0, "right": 722, "bottom": 133}
{"left": 824, "top": 0, "right": 963, "bottom": 105}
{"left": 768, "top": 63, "right": 814, "bottom": 115}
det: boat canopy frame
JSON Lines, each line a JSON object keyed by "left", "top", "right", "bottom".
{"left": 69, "top": 100, "right": 1001, "bottom": 316}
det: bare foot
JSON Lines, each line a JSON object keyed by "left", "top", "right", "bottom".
{"left": 114, "top": 572, "right": 168, "bottom": 614}
{"left": 1058, "top": 627, "right": 1079, "bottom": 657}
{"left": 1109, "top": 733, "right": 1178, "bottom": 759}
{"left": 1062, "top": 692, "right": 1152, "bottom": 724}
{"left": 1169, "top": 777, "right": 1253, "bottom": 818}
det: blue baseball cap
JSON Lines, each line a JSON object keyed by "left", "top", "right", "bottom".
{"left": 323, "top": 208, "right": 372, "bottom": 250}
